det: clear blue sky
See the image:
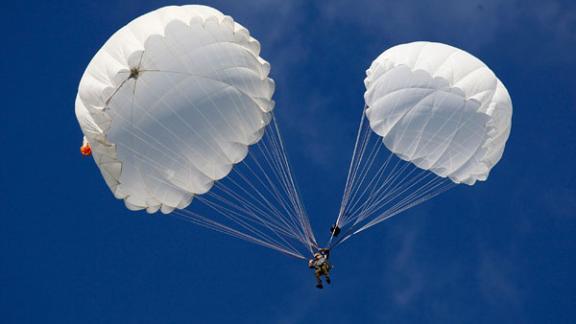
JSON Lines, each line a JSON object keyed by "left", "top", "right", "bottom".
{"left": 2, "top": 1, "right": 575, "bottom": 323}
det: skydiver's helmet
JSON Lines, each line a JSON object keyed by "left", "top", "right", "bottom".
{"left": 314, "top": 252, "right": 322, "bottom": 259}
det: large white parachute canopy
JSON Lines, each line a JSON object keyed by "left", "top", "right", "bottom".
{"left": 76, "top": 6, "right": 274, "bottom": 214}
{"left": 331, "top": 41, "right": 512, "bottom": 247}
{"left": 365, "top": 42, "right": 512, "bottom": 185}
{"left": 76, "top": 5, "right": 316, "bottom": 258}
{"left": 365, "top": 42, "right": 512, "bottom": 184}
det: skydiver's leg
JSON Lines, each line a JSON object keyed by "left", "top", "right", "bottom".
{"left": 322, "top": 264, "right": 331, "bottom": 284}
{"left": 315, "top": 269, "right": 323, "bottom": 288}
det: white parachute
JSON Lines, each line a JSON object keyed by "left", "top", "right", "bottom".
{"left": 331, "top": 42, "right": 512, "bottom": 247}
{"left": 75, "top": 7, "right": 512, "bottom": 259}
{"left": 76, "top": 5, "right": 317, "bottom": 258}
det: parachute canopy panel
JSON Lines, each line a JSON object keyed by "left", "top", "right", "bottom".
{"left": 364, "top": 41, "right": 512, "bottom": 185}
{"left": 75, "top": 5, "right": 275, "bottom": 214}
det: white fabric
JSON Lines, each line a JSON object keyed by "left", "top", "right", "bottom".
{"left": 75, "top": 5, "right": 275, "bottom": 213}
{"left": 364, "top": 42, "right": 512, "bottom": 185}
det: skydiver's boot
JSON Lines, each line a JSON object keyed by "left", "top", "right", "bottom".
{"left": 325, "top": 275, "right": 331, "bottom": 284}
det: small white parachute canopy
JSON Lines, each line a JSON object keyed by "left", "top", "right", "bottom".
{"left": 75, "top": 5, "right": 275, "bottom": 213}
{"left": 364, "top": 41, "right": 512, "bottom": 185}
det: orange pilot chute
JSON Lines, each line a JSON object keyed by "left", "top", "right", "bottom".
{"left": 80, "top": 137, "right": 92, "bottom": 156}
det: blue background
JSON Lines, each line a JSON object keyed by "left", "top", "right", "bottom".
{"left": 1, "top": 1, "right": 575, "bottom": 323}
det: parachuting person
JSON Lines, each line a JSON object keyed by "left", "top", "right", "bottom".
{"left": 308, "top": 248, "right": 331, "bottom": 288}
